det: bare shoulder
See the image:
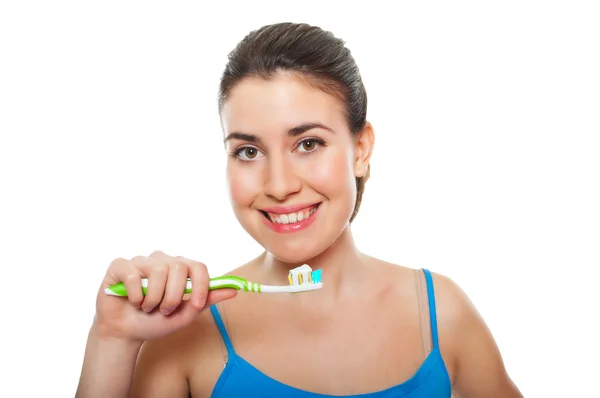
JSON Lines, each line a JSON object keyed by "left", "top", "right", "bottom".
{"left": 130, "top": 305, "right": 226, "bottom": 397}
{"left": 426, "top": 270, "right": 473, "bottom": 329}
{"left": 365, "top": 261, "right": 522, "bottom": 397}
{"left": 136, "top": 307, "right": 218, "bottom": 363}
{"left": 360, "top": 255, "right": 418, "bottom": 282}
{"left": 426, "top": 270, "right": 523, "bottom": 398}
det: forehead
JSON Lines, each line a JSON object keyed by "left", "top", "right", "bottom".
{"left": 221, "top": 73, "right": 347, "bottom": 135}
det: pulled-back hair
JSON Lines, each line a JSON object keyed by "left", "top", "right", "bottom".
{"left": 218, "top": 22, "right": 370, "bottom": 222}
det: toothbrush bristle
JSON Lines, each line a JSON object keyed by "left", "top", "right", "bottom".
{"left": 311, "top": 269, "right": 322, "bottom": 284}
{"left": 288, "top": 264, "right": 322, "bottom": 286}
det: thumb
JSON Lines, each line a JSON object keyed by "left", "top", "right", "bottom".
{"left": 167, "top": 289, "right": 238, "bottom": 326}
{"left": 205, "top": 289, "right": 239, "bottom": 307}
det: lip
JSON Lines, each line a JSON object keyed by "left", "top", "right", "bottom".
{"left": 260, "top": 202, "right": 321, "bottom": 214}
{"left": 261, "top": 203, "right": 320, "bottom": 233}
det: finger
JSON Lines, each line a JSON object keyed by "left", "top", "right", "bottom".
{"left": 159, "top": 262, "right": 189, "bottom": 315}
{"left": 139, "top": 265, "right": 168, "bottom": 313}
{"left": 103, "top": 257, "right": 130, "bottom": 286}
{"left": 148, "top": 250, "right": 173, "bottom": 263}
{"left": 182, "top": 258, "right": 209, "bottom": 310}
{"left": 107, "top": 258, "right": 144, "bottom": 308}
{"left": 128, "top": 256, "right": 167, "bottom": 310}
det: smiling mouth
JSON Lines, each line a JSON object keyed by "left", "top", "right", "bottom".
{"left": 260, "top": 203, "right": 321, "bottom": 224}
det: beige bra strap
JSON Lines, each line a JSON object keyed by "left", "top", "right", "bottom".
{"left": 415, "top": 268, "right": 432, "bottom": 358}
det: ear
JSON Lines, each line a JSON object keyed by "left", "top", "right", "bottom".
{"left": 353, "top": 121, "right": 375, "bottom": 178}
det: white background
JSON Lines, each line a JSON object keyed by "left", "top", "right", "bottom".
{"left": 1, "top": 1, "right": 598, "bottom": 396}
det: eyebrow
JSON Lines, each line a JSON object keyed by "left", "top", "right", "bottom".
{"left": 223, "top": 122, "right": 335, "bottom": 144}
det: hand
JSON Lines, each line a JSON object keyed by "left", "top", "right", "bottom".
{"left": 93, "top": 250, "right": 237, "bottom": 343}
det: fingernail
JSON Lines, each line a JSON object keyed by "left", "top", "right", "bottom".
{"left": 161, "top": 307, "right": 174, "bottom": 316}
{"left": 193, "top": 298, "right": 205, "bottom": 308}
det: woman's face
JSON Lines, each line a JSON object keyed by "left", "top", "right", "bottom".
{"left": 221, "top": 72, "right": 371, "bottom": 264}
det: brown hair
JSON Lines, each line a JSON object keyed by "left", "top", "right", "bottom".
{"left": 218, "top": 22, "right": 370, "bottom": 222}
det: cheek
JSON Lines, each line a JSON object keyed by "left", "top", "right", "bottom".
{"left": 304, "top": 148, "right": 356, "bottom": 198}
{"left": 227, "top": 162, "right": 261, "bottom": 207}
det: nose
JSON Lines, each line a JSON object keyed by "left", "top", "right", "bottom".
{"left": 263, "top": 154, "right": 302, "bottom": 201}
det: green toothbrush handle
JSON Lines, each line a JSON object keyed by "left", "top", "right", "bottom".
{"left": 104, "top": 275, "right": 254, "bottom": 297}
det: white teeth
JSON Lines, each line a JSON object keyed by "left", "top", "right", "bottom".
{"left": 267, "top": 205, "right": 318, "bottom": 224}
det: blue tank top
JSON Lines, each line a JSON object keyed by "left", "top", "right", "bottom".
{"left": 209, "top": 268, "right": 451, "bottom": 397}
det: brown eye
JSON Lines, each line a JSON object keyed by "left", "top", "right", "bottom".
{"left": 235, "top": 146, "right": 262, "bottom": 161}
{"left": 301, "top": 140, "right": 316, "bottom": 151}
{"left": 244, "top": 148, "right": 258, "bottom": 158}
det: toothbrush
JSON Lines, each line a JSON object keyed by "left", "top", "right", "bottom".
{"left": 104, "top": 264, "right": 323, "bottom": 296}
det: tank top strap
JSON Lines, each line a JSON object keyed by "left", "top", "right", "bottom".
{"left": 210, "top": 304, "right": 235, "bottom": 360}
{"left": 421, "top": 268, "right": 440, "bottom": 349}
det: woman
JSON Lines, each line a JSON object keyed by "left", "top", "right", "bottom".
{"left": 76, "top": 22, "right": 522, "bottom": 397}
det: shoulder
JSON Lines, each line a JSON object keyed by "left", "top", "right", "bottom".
{"left": 422, "top": 270, "right": 481, "bottom": 363}
{"left": 426, "top": 270, "right": 474, "bottom": 328}
{"left": 368, "top": 262, "right": 473, "bottom": 332}
{"left": 131, "top": 307, "right": 225, "bottom": 397}
{"left": 426, "top": 269, "right": 523, "bottom": 397}
{"left": 137, "top": 307, "right": 220, "bottom": 362}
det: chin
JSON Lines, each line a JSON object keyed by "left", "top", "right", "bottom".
{"left": 261, "top": 218, "right": 349, "bottom": 264}
{"left": 236, "top": 202, "right": 353, "bottom": 264}
{"left": 264, "top": 240, "right": 327, "bottom": 265}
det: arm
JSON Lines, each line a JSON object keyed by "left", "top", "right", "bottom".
{"left": 434, "top": 274, "right": 523, "bottom": 398}
{"left": 129, "top": 335, "right": 189, "bottom": 398}
{"left": 76, "top": 252, "right": 235, "bottom": 397}
{"left": 75, "top": 323, "right": 143, "bottom": 398}
{"left": 76, "top": 322, "right": 190, "bottom": 398}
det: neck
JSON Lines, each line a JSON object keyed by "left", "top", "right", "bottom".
{"left": 259, "top": 225, "right": 368, "bottom": 302}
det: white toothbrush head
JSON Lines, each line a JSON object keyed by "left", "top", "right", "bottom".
{"left": 260, "top": 264, "right": 323, "bottom": 293}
